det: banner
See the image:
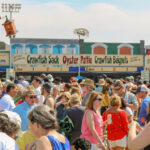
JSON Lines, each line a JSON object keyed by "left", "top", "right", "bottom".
{"left": 0, "top": 53, "right": 9, "bottom": 66}
{"left": 145, "top": 56, "right": 150, "bottom": 69}
{"left": 141, "top": 70, "right": 149, "bottom": 81}
{"left": 86, "top": 67, "right": 137, "bottom": 72}
{"left": 14, "top": 67, "right": 69, "bottom": 72}
{"left": 6, "top": 69, "right": 15, "bottom": 79}
{"left": 12, "top": 54, "right": 143, "bottom": 67}
{"left": 14, "top": 67, "right": 33, "bottom": 72}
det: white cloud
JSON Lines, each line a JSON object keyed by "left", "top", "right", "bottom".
{"left": 1, "top": 2, "right": 150, "bottom": 45}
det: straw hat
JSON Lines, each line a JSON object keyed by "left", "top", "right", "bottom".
{"left": 70, "top": 94, "right": 80, "bottom": 103}
{"left": 131, "top": 85, "right": 137, "bottom": 93}
{"left": 96, "top": 79, "right": 105, "bottom": 86}
{"left": 64, "top": 92, "right": 71, "bottom": 100}
{"left": 80, "top": 78, "right": 95, "bottom": 89}
{"left": 22, "top": 90, "right": 37, "bottom": 98}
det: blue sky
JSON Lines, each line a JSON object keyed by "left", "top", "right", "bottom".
{"left": 1, "top": 0, "right": 150, "bottom": 44}
{"left": 21, "top": 0, "right": 150, "bottom": 11}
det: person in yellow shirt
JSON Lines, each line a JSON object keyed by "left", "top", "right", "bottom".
{"left": 101, "top": 83, "right": 110, "bottom": 115}
{"left": 16, "top": 130, "right": 36, "bottom": 150}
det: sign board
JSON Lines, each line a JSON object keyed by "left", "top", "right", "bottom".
{"left": 12, "top": 54, "right": 143, "bottom": 67}
{"left": 14, "top": 67, "right": 33, "bottom": 72}
{"left": 141, "top": 70, "right": 149, "bottom": 81}
{"left": 145, "top": 56, "right": 150, "bottom": 69}
{"left": 47, "top": 67, "right": 69, "bottom": 72}
{"left": 14, "top": 67, "right": 69, "bottom": 72}
{"left": 6, "top": 69, "right": 15, "bottom": 79}
{"left": 34, "top": 67, "right": 69, "bottom": 72}
{"left": 0, "top": 53, "right": 9, "bottom": 66}
{"left": 86, "top": 67, "right": 137, "bottom": 72}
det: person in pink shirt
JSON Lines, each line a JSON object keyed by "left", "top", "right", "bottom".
{"left": 81, "top": 92, "right": 106, "bottom": 150}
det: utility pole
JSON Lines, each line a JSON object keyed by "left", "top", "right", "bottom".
{"left": 74, "top": 28, "right": 89, "bottom": 77}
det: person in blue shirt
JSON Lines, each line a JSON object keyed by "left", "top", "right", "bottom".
{"left": 13, "top": 90, "right": 37, "bottom": 131}
{"left": 136, "top": 85, "right": 150, "bottom": 127}
{"left": 0, "top": 83, "right": 18, "bottom": 111}
{"left": 26, "top": 105, "right": 71, "bottom": 150}
{"left": 95, "top": 79, "right": 105, "bottom": 92}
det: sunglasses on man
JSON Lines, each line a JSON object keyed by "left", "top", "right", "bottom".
{"left": 29, "top": 96, "right": 36, "bottom": 99}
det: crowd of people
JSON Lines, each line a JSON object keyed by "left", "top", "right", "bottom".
{"left": 0, "top": 73, "right": 150, "bottom": 150}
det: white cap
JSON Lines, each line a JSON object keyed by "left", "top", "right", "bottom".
{"left": 136, "top": 85, "right": 149, "bottom": 94}
{"left": 47, "top": 74, "right": 54, "bottom": 82}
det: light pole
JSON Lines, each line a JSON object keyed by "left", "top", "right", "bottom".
{"left": 1, "top": 3, "right": 21, "bottom": 68}
{"left": 2, "top": 3, "right": 21, "bottom": 20}
{"left": 74, "top": 28, "right": 89, "bottom": 76}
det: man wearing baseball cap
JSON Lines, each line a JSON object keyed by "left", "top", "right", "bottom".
{"left": 113, "top": 80, "right": 138, "bottom": 111}
{"left": 136, "top": 85, "right": 150, "bottom": 127}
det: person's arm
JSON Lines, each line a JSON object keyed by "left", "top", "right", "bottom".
{"left": 86, "top": 111, "right": 106, "bottom": 150}
{"left": 25, "top": 141, "right": 36, "bottom": 150}
{"left": 105, "top": 94, "right": 110, "bottom": 106}
{"left": 55, "top": 100, "right": 63, "bottom": 108}
{"left": 35, "top": 89, "right": 40, "bottom": 103}
{"left": 126, "top": 94, "right": 138, "bottom": 111}
{"left": 128, "top": 121, "right": 150, "bottom": 150}
{"left": 0, "top": 99, "right": 11, "bottom": 111}
{"left": 126, "top": 103, "right": 138, "bottom": 111}
{"left": 140, "top": 102, "right": 148, "bottom": 124}
{"left": 102, "top": 120, "right": 108, "bottom": 126}
{"left": 46, "top": 97, "right": 55, "bottom": 110}
{"left": 36, "top": 138, "right": 52, "bottom": 150}
{"left": 25, "top": 137, "right": 52, "bottom": 150}
{"left": 146, "top": 106, "right": 149, "bottom": 115}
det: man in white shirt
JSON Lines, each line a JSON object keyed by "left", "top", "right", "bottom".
{"left": 32, "top": 77, "right": 44, "bottom": 104}
{"left": 0, "top": 83, "right": 18, "bottom": 111}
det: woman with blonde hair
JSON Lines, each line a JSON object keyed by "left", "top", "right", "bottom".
{"left": 81, "top": 92, "right": 106, "bottom": 150}
{"left": 70, "top": 87, "right": 82, "bottom": 102}
{"left": 103, "top": 95, "right": 129, "bottom": 150}
{"left": 71, "top": 87, "right": 81, "bottom": 95}
{"left": 56, "top": 92, "right": 71, "bottom": 121}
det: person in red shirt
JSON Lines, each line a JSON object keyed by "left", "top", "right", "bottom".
{"left": 103, "top": 95, "right": 129, "bottom": 150}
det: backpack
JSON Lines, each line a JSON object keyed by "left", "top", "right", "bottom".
{"left": 59, "top": 115, "right": 74, "bottom": 138}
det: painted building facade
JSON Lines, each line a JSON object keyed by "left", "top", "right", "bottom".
{"left": 83, "top": 41, "right": 144, "bottom": 55}
{"left": 11, "top": 38, "right": 79, "bottom": 55}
